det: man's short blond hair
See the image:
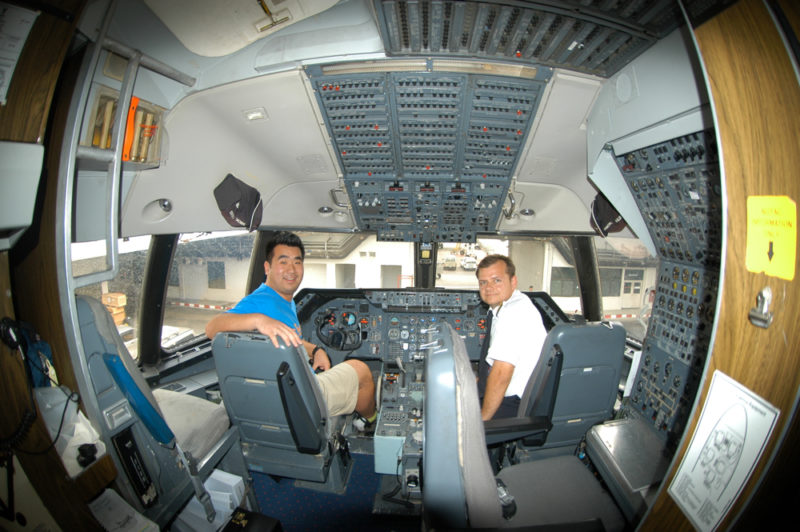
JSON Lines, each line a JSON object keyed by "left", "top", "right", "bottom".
{"left": 476, "top": 254, "right": 515, "bottom": 278}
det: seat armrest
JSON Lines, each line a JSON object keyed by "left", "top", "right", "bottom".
{"left": 277, "top": 362, "right": 323, "bottom": 454}
{"left": 484, "top": 415, "right": 551, "bottom": 446}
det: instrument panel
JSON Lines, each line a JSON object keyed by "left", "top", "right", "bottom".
{"left": 296, "top": 289, "right": 487, "bottom": 365}
{"left": 615, "top": 128, "right": 721, "bottom": 448}
{"left": 295, "top": 288, "right": 568, "bottom": 491}
{"left": 295, "top": 288, "right": 567, "bottom": 365}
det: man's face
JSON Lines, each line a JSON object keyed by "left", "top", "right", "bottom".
{"left": 477, "top": 261, "right": 517, "bottom": 308}
{"left": 264, "top": 244, "right": 304, "bottom": 301}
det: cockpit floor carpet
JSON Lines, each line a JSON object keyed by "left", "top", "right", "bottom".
{"left": 252, "top": 452, "right": 419, "bottom": 531}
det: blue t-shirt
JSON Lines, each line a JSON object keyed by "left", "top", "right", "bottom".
{"left": 227, "top": 284, "right": 299, "bottom": 330}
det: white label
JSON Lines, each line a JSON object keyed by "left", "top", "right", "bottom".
{"left": 668, "top": 371, "right": 779, "bottom": 531}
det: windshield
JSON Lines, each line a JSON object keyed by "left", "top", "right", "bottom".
{"left": 433, "top": 236, "right": 656, "bottom": 341}
{"left": 72, "top": 230, "right": 654, "bottom": 360}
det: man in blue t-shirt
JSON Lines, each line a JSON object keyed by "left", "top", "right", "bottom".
{"left": 206, "top": 232, "right": 377, "bottom": 430}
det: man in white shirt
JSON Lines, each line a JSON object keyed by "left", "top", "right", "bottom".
{"left": 476, "top": 255, "right": 547, "bottom": 420}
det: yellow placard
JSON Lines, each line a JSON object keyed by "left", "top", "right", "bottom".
{"left": 746, "top": 196, "right": 796, "bottom": 280}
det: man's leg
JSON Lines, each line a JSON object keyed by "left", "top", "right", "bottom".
{"left": 343, "top": 359, "right": 376, "bottom": 417}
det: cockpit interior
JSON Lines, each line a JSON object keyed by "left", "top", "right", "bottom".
{"left": 1, "top": 0, "right": 799, "bottom": 531}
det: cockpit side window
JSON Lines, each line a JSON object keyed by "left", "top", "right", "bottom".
{"left": 161, "top": 231, "right": 256, "bottom": 351}
{"left": 72, "top": 236, "right": 152, "bottom": 361}
{"left": 593, "top": 236, "right": 658, "bottom": 341}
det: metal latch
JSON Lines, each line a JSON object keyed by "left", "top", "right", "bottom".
{"left": 257, "top": 0, "right": 290, "bottom": 32}
{"left": 748, "top": 286, "right": 773, "bottom": 329}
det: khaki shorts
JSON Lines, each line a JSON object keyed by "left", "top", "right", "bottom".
{"left": 316, "top": 362, "right": 359, "bottom": 417}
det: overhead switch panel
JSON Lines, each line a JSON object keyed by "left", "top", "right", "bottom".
{"left": 307, "top": 67, "right": 550, "bottom": 241}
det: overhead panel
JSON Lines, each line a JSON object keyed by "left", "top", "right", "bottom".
{"left": 373, "top": 0, "right": 736, "bottom": 78}
{"left": 307, "top": 65, "right": 551, "bottom": 242}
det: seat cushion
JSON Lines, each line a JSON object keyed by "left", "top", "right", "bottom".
{"left": 497, "top": 455, "right": 625, "bottom": 531}
{"left": 153, "top": 389, "right": 230, "bottom": 459}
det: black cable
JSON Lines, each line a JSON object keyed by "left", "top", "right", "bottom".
{"left": 0, "top": 320, "right": 81, "bottom": 455}
{"left": 381, "top": 458, "right": 414, "bottom": 509}
{"left": 381, "top": 461, "right": 404, "bottom": 500}
{"left": 0, "top": 341, "right": 38, "bottom": 453}
{"left": 0, "top": 410, "right": 36, "bottom": 453}
{"left": 16, "top": 391, "right": 80, "bottom": 456}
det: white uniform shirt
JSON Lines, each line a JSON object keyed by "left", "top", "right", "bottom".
{"left": 486, "top": 289, "right": 547, "bottom": 398}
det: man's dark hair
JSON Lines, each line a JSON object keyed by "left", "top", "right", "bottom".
{"left": 476, "top": 254, "right": 516, "bottom": 278}
{"left": 265, "top": 231, "right": 305, "bottom": 263}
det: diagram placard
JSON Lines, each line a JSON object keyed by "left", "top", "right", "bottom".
{"left": 668, "top": 371, "right": 779, "bottom": 531}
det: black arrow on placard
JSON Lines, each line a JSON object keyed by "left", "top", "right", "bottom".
{"left": 768, "top": 241, "right": 774, "bottom": 261}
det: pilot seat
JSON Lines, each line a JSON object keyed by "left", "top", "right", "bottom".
{"left": 498, "top": 321, "right": 627, "bottom": 462}
{"left": 75, "top": 296, "right": 257, "bottom": 528}
{"left": 423, "top": 323, "right": 625, "bottom": 530}
{"left": 211, "top": 331, "right": 351, "bottom": 493}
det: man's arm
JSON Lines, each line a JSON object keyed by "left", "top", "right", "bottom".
{"left": 205, "top": 312, "right": 302, "bottom": 347}
{"left": 481, "top": 360, "right": 515, "bottom": 420}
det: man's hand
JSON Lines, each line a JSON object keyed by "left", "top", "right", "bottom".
{"left": 312, "top": 350, "right": 332, "bottom": 372}
{"left": 254, "top": 314, "right": 302, "bottom": 348}
{"left": 205, "top": 312, "right": 302, "bottom": 348}
{"left": 304, "top": 341, "right": 332, "bottom": 372}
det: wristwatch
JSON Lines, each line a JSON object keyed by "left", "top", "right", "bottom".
{"left": 310, "top": 345, "right": 322, "bottom": 364}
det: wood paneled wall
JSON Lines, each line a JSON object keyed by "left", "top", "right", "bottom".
{"left": 1, "top": 1, "right": 113, "bottom": 529}
{"left": 0, "top": 2, "right": 81, "bottom": 143}
{"left": 641, "top": 0, "right": 800, "bottom": 528}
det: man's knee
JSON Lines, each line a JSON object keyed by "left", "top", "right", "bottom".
{"left": 343, "top": 359, "right": 373, "bottom": 388}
